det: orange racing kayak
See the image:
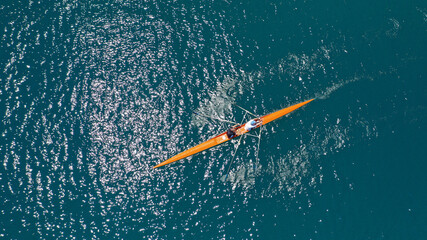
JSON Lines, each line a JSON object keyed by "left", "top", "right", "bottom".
{"left": 153, "top": 99, "right": 314, "bottom": 168}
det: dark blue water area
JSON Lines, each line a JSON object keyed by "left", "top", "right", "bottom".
{"left": 1, "top": 0, "right": 426, "bottom": 239}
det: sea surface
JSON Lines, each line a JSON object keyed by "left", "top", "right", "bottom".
{"left": 1, "top": 0, "right": 426, "bottom": 239}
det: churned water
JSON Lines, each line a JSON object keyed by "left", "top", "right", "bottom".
{"left": 1, "top": 0, "right": 426, "bottom": 239}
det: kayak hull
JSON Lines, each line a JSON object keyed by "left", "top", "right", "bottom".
{"left": 260, "top": 99, "right": 314, "bottom": 125}
{"left": 153, "top": 132, "right": 231, "bottom": 168}
{"left": 153, "top": 99, "right": 314, "bottom": 168}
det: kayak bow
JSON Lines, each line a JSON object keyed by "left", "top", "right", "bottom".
{"left": 153, "top": 99, "right": 314, "bottom": 168}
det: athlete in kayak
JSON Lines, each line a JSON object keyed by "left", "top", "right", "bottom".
{"left": 244, "top": 118, "right": 262, "bottom": 131}
{"left": 153, "top": 99, "right": 314, "bottom": 168}
{"left": 226, "top": 126, "right": 238, "bottom": 139}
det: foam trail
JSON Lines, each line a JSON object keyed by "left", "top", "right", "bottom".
{"left": 315, "top": 77, "right": 360, "bottom": 100}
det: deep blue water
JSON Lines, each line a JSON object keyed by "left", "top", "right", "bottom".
{"left": 1, "top": 0, "right": 426, "bottom": 239}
